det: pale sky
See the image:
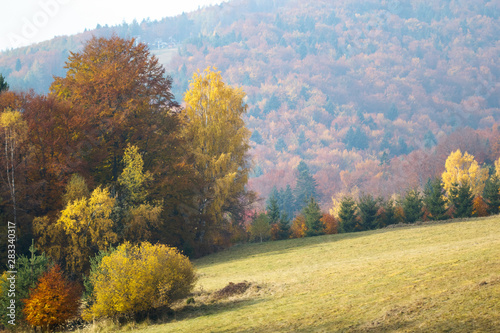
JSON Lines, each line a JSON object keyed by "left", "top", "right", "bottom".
{"left": 0, "top": 0, "right": 226, "bottom": 51}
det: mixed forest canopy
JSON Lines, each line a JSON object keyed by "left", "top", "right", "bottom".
{"left": 0, "top": 0, "right": 499, "bottom": 211}
{"left": 0, "top": 0, "right": 499, "bottom": 209}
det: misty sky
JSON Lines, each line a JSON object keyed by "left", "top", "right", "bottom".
{"left": 0, "top": 0, "right": 225, "bottom": 51}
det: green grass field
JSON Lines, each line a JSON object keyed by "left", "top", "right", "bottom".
{"left": 90, "top": 217, "right": 500, "bottom": 332}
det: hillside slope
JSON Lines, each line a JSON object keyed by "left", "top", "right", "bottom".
{"left": 121, "top": 217, "right": 500, "bottom": 332}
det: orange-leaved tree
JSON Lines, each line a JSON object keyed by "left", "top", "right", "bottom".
{"left": 23, "top": 265, "right": 81, "bottom": 331}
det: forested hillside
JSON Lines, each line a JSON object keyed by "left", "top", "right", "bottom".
{"left": 0, "top": 0, "right": 499, "bottom": 208}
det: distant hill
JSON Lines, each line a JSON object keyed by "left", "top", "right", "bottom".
{"left": 1, "top": 0, "right": 499, "bottom": 207}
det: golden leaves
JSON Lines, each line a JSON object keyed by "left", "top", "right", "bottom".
{"left": 442, "top": 149, "right": 489, "bottom": 197}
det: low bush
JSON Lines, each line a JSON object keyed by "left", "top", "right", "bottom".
{"left": 83, "top": 242, "right": 196, "bottom": 321}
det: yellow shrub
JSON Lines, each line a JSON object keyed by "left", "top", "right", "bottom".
{"left": 83, "top": 242, "right": 196, "bottom": 320}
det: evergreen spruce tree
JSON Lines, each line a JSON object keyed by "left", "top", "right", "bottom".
{"left": 303, "top": 197, "right": 323, "bottom": 237}
{"left": 282, "top": 184, "right": 295, "bottom": 217}
{"left": 483, "top": 175, "right": 500, "bottom": 215}
{"left": 277, "top": 212, "right": 291, "bottom": 240}
{"left": 451, "top": 181, "right": 474, "bottom": 218}
{"left": 338, "top": 196, "right": 357, "bottom": 233}
{"left": 266, "top": 194, "right": 281, "bottom": 225}
{"left": 294, "top": 161, "right": 318, "bottom": 211}
{"left": 423, "top": 177, "right": 447, "bottom": 221}
{"left": 357, "top": 194, "right": 379, "bottom": 230}
{"left": 0, "top": 74, "right": 8, "bottom": 93}
{"left": 402, "top": 189, "right": 423, "bottom": 223}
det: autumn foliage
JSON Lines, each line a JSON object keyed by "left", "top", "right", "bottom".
{"left": 23, "top": 265, "right": 81, "bottom": 331}
{"left": 83, "top": 242, "right": 196, "bottom": 320}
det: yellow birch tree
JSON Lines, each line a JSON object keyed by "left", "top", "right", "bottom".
{"left": 441, "top": 149, "right": 489, "bottom": 197}
{"left": 182, "top": 67, "right": 251, "bottom": 248}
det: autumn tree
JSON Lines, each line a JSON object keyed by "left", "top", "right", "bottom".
{"left": 441, "top": 150, "right": 489, "bottom": 198}
{"left": 62, "top": 174, "right": 90, "bottom": 206}
{"left": 290, "top": 214, "right": 306, "bottom": 238}
{"left": 50, "top": 35, "right": 179, "bottom": 185}
{"left": 115, "top": 144, "right": 162, "bottom": 243}
{"left": 0, "top": 109, "right": 27, "bottom": 225}
{"left": 423, "top": 177, "right": 447, "bottom": 221}
{"left": 83, "top": 242, "right": 196, "bottom": 321}
{"left": 23, "top": 265, "right": 81, "bottom": 331}
{"left": 321, "top": 213, "right": 338, "bottom": 234}
{"left": 338, "top": 196, "right": 357, "bottom": 233}
{"left": 182, "top": 67, "right": 252, "bottom": 250}
{"left": 0, "top": 244, "right": 51, "bottom": 327}
{"left": 35, "top": 186, "right": 117, "bottom": 276}
{"left": 376, "top": 198, "right": 397, "bottom": 227}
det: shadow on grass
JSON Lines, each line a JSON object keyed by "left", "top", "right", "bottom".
{"left": 148, "top": 297, "right": 268, "bottom": 328}
{"left": 195, "top": 231, "right": 373, "bottom": 268}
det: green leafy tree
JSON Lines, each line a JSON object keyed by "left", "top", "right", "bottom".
{"left": 423, "top": 178, "right": 447, "bottom": 221}
{"left": 357, "top": 194, "right": 379, "bottom": 230}
{"left": 294, "top": 161, "right": 318, "bottom": 211}
{"left": 483, "top": 175, "right": 500, "bottom": 215}
{"left": 250, "top": 213, "right": 271, "bottom": 243}
{"left": 338, "top": 196, "right": 357, "bottom": 233}
{"left": 303, "top": 197, "right": 323, "bottom": 237}
{"left": 402, "top": 189, "right": 423, "bottom": 223}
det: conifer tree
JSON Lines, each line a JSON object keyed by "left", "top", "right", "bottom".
{"left": 449, "top": 181, "right": 474, "bottom": 218}
{"left": 276, "top": 212, "right": 291, "bottom": 240}
{"left": 423, "top": 177, "right": 447, "bottom": 221}
{"left": 294, "top": 161, "right": 318, "bottom": 211}
{"left": 282, "top": 184, "right": 295, "bottom": 217}
{"left": 338, "top": 196, "right": 357, "bottom": 233}
{"left": 266, "top": 194, "right": 281, "bottom": 225}
{"left": 357, "top": 193, "right": 379, "bottom": 230}
{"left": 0, "top": 74, "right": 9, "bottom": 93}
{"left": 483, "top": 175, "right": 500, "bottom": 215}
{"left": 303, "top": 197, "right": 323, "bottom": 237}
{"left": 402, "top": 189, "right": 423, "bottom": 223}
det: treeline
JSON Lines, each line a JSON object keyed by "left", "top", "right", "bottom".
{"left": 249, "top": 149, "right": 500, "bottom": 242}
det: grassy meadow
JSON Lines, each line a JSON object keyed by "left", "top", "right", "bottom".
{"left": 89, "top": 217, "right": 500, "bottom": 332}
